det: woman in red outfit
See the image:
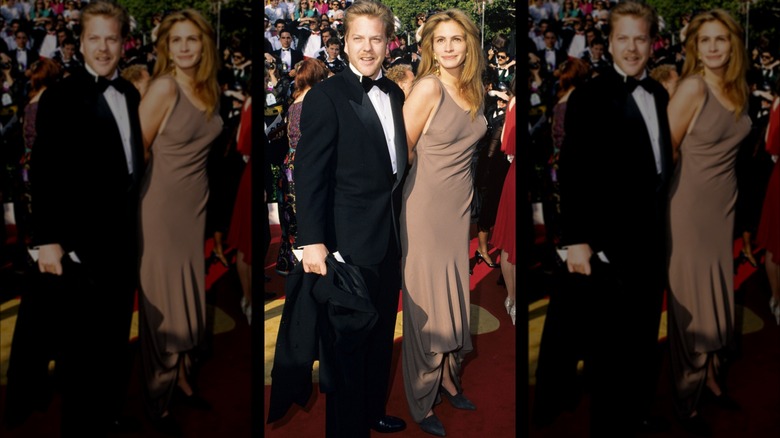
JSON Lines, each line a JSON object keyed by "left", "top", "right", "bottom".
{"left": 490, "top": 78, "right": 516, "bottom": 325}
{"left": 227, "top": 97, "right": 252, "bottom": 323}
{"left": 756, "top": 92, "right": 780, "bottom": 325}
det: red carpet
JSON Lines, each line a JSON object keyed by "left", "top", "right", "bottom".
{"left": 263, "top": 223, "right": 517, "bottom": 437}
{"left": 0, "top": 238, "right": 252, "bottom": 437}
{"left": 528, "top": 235, "right": 780, "bottom": 437}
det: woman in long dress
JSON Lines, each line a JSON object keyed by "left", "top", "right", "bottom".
{"left": 137, "top": 9, "right": 222, "bottom": 430}
{"left": 756, "top": 92, "right": 780, "bottom": 325}
{"left": 277, "top": 59, "right": 329, "bottom": 278}
{"left": 666, "top": 9, "right": 751, "bottom": 434}
{"left": 400, "top": 9, "right": 487, "bottom": 436}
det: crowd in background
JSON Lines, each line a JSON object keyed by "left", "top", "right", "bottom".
{"left": 0, "top": 0, "right": 252, "bottom": 276}
{"left": 264, "top": 0, "right": 517, "bottom": 283}
{"left": 525, "top": 0, "right": 780, "bottom": 275}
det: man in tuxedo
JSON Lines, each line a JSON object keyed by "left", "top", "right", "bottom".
{"left": 536, "top": 29, "right": 567, "bottom": 78}
{"left": 4, "top": 1, "right": 144, "bottom": 436}
{"left": 271, "top": 28, "right": 303, "bottom": 77}
{"left": 10, "top": 29, "right": 39, "bottom": 77}
{"left": 294, "top": 0, "right": 408, "bottom": 436}
{"left": 533, "top": 1, "right": 672, "bottom": 436}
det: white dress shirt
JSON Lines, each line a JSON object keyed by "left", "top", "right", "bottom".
{"left": 614, "top": 64, "right": 662, "bottom": 175}
{"left": 303, "top": 33, "right": 322, "bottom": 58}
{"left": 39, "top": 33, "right": 58, "bottom": 59}
{"left": 15, "top": 49, "right": 27, "bottom": 70}
{"left": 279, "top": 48, "right": 292, "bottom": 71}
{"left": 348, "top": 63, "right": 397, "bottom": 174}
{"left": 85, "top": 63, "right": 134, "bottom": 175}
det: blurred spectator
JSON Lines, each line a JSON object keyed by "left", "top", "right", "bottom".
{"left": 530, "top": 19, "right": 551, "bottom": 51}
{"left": 11, "top": 29, "right": 38, "bottom": 77}
{"left": 582, "top": 37, "right": 610, "bottom": 77}
{"left": 486, "top": 32, "right": 509, "bottom": 68}
{"left": 33, "top": 16, "right": 57, "bottom": 58}
{"left": 494, "top": 48, "right": 514, "bottom": 87}
{"left": 558, "top": 0, "right": 582, "bottom": 25}
{"left": 51, "top": 36, "right": 80, "bottom": 74}
{"left": 121, "top": 63, "right": 150, "bottom": 97}
{"left": 529, "top": 0, "right": 551, "bottom": 24}
{"left": 1, "top": 0, "right": 25, "bottom": 22}
{"left": 271, "top": 28, "right": 303, "bottom": 79}
{"left": 564, "top": 16, "right": 587, "bottom": 58}
{"left": 276, "top": 57, "right": 328, "bottom": 276}
{"left": 19, "top": 58, "right": 60, "bottom": 221}
{"left": 268, "top": 19, "right": 287, "bottom": 51}
{"left": 299, "top": 16, "right": 324, "bottom": 58}
{"left": 386, "top": 63, "right": 414, "bottom": 97}
{"left": 414, "top": 11, "right": 426, "bottom": 43}
{"left": 537, "top": 29, "right": 567, "bottom": 77}
{"left": 758, "top": 48, "right": 779, "bottom": 92}
{"left": 317, "top": 36, "right": 345, "bottom": 75}
{"left": 650, "top": 63, "right": 679, "bottom": 97}
{"left": 294, "top": 0, "right": 318, "bottom": 21}
{"left": 230, "top": 45, "right": 252, "bottom": 92}
{"left": 265, "top": 0, "right": 287, "bottom": 22}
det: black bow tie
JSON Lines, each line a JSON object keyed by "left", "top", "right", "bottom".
{"left": 282, "top": 48, "right": 290, "bottom": 52}
{"left": 625, "top": 76, "right": 652, "bottom": 93}
{"left": 361, "top": 75, "right": 392, "bottom": 94}
{"left": 96, "top": 76, "right": 131, "bottom": 94}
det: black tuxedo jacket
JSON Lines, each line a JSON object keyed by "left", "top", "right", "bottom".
{"left": 11, "top": 48, "right": 39, "bottom": 75}
{"left": 294, "top": 67, "right": 408, "bottom": 266}
{"left": 272, "top": 47, "right": 304, "bottom": 70}
{"left": 558, "top": 67, "right": 672, "bottom": 284}
{"left": 32, "top": 69, "right": 144, "bottom": 286}
{"left": 537, "top": 48, "right": 568, "bottom": 77}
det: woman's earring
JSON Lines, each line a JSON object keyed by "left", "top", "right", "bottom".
{"left": 434, "top": 55, "right": 440, "bottom": 76}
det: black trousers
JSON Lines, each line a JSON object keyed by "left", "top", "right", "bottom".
{"left": 4, "top": 259, "right": 135, "bottom": 437}
{"left": 533, "top": 257, "right": 664, "bottom": 437}
{"left": 325, "top": 231, "right": 400, "bottom": 438}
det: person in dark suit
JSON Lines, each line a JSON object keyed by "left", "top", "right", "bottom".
{"left": 272, "top": 28, "right": 304, "bottom": 77}
{"left": 4, "top": 1, "right": 144, "bottom": 436}
{"left": 293, "top": 0, "right": 408, "bottom": 436}
{"left": 537, "top": 28, "right": 567, "bottom": 78}
{"left": 533, "top": 2, "right": 672, "bottom": 437}
{"left": 10, "top": 28, "right": 39, "bottom": 77}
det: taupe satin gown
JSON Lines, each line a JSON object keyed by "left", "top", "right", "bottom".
{"left": 138, "top": 76, "right": 223, "bottom": 418}
{"left": 667, "top": 75, "right": 751, "bottom": 417}
{"left": 401, "top": 75, "right": 487, "bottom": 423}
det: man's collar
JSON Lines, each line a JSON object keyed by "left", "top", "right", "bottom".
{"left": 613, "top": 63, "right": 647, "bottom": 81}
{"left": 84, "top": 62, "right": 119, "bottom": 82}
{"left": 348, "top": 62, "right": 382, "bottom": 81}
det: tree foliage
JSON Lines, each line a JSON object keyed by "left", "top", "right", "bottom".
{"left": 648, "top": 0, "right": 779, "bottom": 48}
{"left": 118, "top": 0, "right": 251, "bottom": 48}
{"left": 382, "top": 0, "right": 515, "bottom": 46}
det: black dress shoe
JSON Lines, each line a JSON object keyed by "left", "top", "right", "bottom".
{"left": 678, "top": 414, "right": 712, "bottom": 437}
{"left": 419, "top": 414, "right": 446, "bottom": 436}
{"left": 107, "top": 415, "right": 142, "bottom": 433}
{"left": 636, "top": 415, "right": 671, "bottom": 433}
{"left": 371, "top": 415, "right": 406, "bottom": 433}
{"left": 440, "top": 386, "right": 476, "bottom": 410}
{"left": 152, "top": 415, "right": 182, "bottom": 437}
{"left": 173, "top": 386, "right": 212, "bottom": 411}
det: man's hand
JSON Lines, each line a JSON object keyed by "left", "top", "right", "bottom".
{"left": 38, "top": 243, "right": 65, "bottom": 276}
{"left": 566, "top": 243, "right": 593, "bottom": 276}
{"left": 302, "top": 243, "right": 329, "bottom": 276}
